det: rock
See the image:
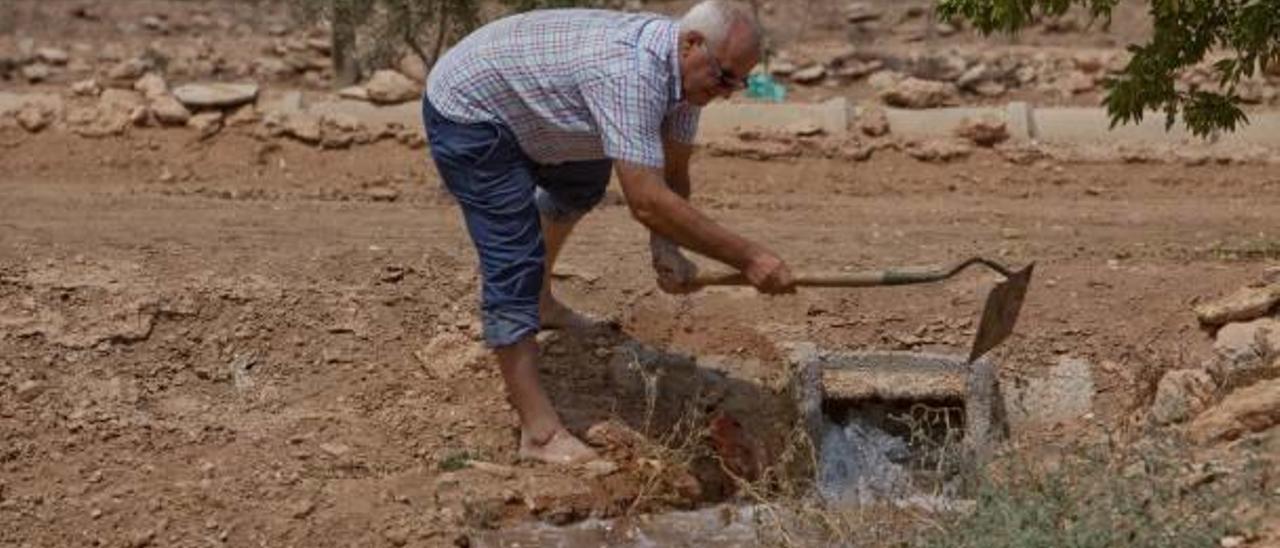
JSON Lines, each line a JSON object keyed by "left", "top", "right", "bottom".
{"left": 16, "top": 105, "right": 53, "bottom": 133}
{"left": 283, "top": 113, "right": 322, "bottom": 144}
{"left": 106, "top": 58, "right": 152, "bottom": 84}
{"left": 768, "top": 61, "right": 797, "bottom": 77}
{"left": 367, "top": 187, "right": 400, "bottom": 202}
{"left": 954, "top": 114, "right": 1009, "bottom": 146}
{"left": 831, "top": 59, "right": 882, "bottom": 80}
{"left": 790, "top": 65, "right": 827, "bottom": 85}
{"left": 338, "top": 86, "right": 370, "bottom": 101}
{"left": 173, "top": 83, "right": 259, "bottom": 109}
{"left": 188, "top": 111, "right": 223, "bottom": 139}
{"left": 22, "top": 63, "right": 51, "bottom": 83}
{"left": 36, "top": 48, "right": 70, "bottom": 66}
{"left": 1188, "top": 377, "right": 1280, "bottom": 444}
{"left": 582, "top": 459, "right": 619, "bottom": 478}
{"left": 365, "top": 70, "right": 420, "bottom": 104}
{"left": 844, "top": 2, "right": 883, "bottom": 23}
{"left": 71, "top": 79, "right": 102, "bottom": 96}
{"left": 904, "top": 138, "right": 973, "bottom": 162}
{"left": 150, "top": 95, "right": 191, "bottom": 125}
{"left": 133, "top": 73, "right": 168, "bottom": 99}
{"left": 319, "top": 442, "right": 351, "bottom": 457}
{"left": 16, "top": 380, "right": 45, "bottom": 402}
{"left": 973, "top": 81, "right": 1008, "bottom": 97}
{"left": 1212, "top": 318, "right": 1280, "bottom": 385}
{"left": 225, "top": 104, "right": 259, "bottom": 127}
{"left": 1073, "top": 52, "right": 1104, "bottom": 73}
{"left": 141, "top": 15, "right": 168, "bottom": 33}
{"left": 956, "top": 64, "right": 989, "bottom": 90}
{"left": 1197, "top": 285, "right": 1280, "bottom": 326}
{"left": 1150, "top": 369, "right": 1217, "bottom": 425}
{"left": 857, "top": 107, "right": 889, "bottom": 137}
{"left": 253, "top": 56, "right": 294, "bottom": 79}
{"left": 398, "top": 52, "right": 427, "bottom": 83}
{"left": 788, "top": 122, "right": 824, "bottom": 137}
{"left": 1058, "top": 71, "right": 1096, "bottom": 94}
{"left": 289, "top": 499, "right": 316, "bottom": 519}
{"left": 708, "top": 411, "right": 764, "bottom": 481}
{"left": 414, "top": 332, "right": 486, "bottom": 378}
{"left": 912, "top": 53, "right": 968, "bottom": 82}
{"left": 1005, "top": 356, "right": 1096, "bottom": 427}
{"left": 867, "top": 70, "right": 904, "bottom": 92}
{"left": 880, "top": 77, "right": 958, "bottom": 108}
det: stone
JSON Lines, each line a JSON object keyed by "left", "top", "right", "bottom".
{"left": 768, "top": 61, "right": 797, "bottom": 77}
{"left": 1058, "top": 71, "right": 1096, "bottom": 94}
{"left": 338, "top": 86, "right": 370, "bottom": 101}
{"left": 1188, "top": 377, "right": 1280, "bottom": 444}
{"left": 36, "top": 48, "right": 70, "bottom": 66}
{"left": 365, "top": 70, "right": 420, "bottom": 104}
{"left": 867, "top": 70, "right": 904, "bottom": 92}
{"left": 225, "top": 104, "right": 259, "bottom": 127}
{"left": 398, "top": 53, "right": 427, "bottom": 83}
{"left": 106, "top": 58, "right": 152, "bottom": 83}
{"left": 133, "top": 73, "right": 168, "bottom": 99}
{"left": 831, "top": 59, "right": 882, "bottom": 80}
{"left": 954, "top": 114, "right": 1009, "bottom": 146}
{"left": 1212, "top": 318, "right": 1280, "bottom": 385}
{"left": 16, "top": 380, "right": 45, "bottom": 402}
{"left": 71, "top": 79, "right": 101, "bottom": 96}
{"left": 844, "top": 2, "right": 883, "bottom": 23}
{"left": 974, "top": 81, "right": 1008, "bottom": 97}
{"left": 21, "top": 63, "right": 50, "bottom": 83}
{"left": 283, "top": 114, "right": 322, "bottom": 144}
{"left": 141, "top": 15, "right": 168, "bottom": 33}
{"left": 880, "top": 77, "right": 959, "bottom": 108}
{"left": 904, "top": 139, "right": 973, "bottom": 162}
{"left": 188, "top": 111, "right": 223, "bottom": 139}
{"left": 150, "top": 95, "right": 191, "bottom": 125}
{"left": 1195, "top": 285, "right": 1280, "bottom": 326}
{"left": 173, "top": 83, "right": 259, "bottom": 109}
{"left": 1004, "top": 356, "right": 1096, "bottom": 427}
{"left": 911, "top": 53, "right": 968, "bottom": 82}
{"left": 16, "top": 105, "right": 52, "bottom": 133}
{"left": 582, "top": 459, "right": 619, "bottom": 478}
{"left": 857, "top": 107, "right": 889, "bottom": 137}
{"left": 1150, "top": 369, "right": 1217, "bottom": 425}
{"left": 790, "top": 65, "right": 827, "bottom": 85}
{"left": 956, "top": 64, "right": 990, "bottom": 90}
{"left": 414, "top": 331, "right": 487, "bottom": 379}
{"left": 253, "top": 56, "right": 294, "bottom": 79}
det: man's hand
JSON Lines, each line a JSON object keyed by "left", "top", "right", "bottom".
{"left": 743, "top": 249, "right": 795, "bottom": 294}
{"left": 650, "top": 234, "right": 698, "bottom": 294}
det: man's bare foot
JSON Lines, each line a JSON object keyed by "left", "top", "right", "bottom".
{"left": 540, "top": 297, "right": 609, "bottom": 331}
{"left": 519, "top": 428, "right": 598, "bottom": 465}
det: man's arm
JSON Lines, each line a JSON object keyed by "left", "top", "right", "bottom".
{"left": 662, "top": 136, "right": 693, "bottom": 199}
{"left": 617, "top": 160, "right": 792, "bottom": 293}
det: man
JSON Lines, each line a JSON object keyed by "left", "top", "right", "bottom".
{"left": 423, "top": 0, "right": 794, "bottom": 465}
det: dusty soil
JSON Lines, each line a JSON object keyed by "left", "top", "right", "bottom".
{"left": 2, "top": 123, "right": 1278, "bottom": 545}
{"left": 2, "top": 1, "right": 1279, "bottom": 547}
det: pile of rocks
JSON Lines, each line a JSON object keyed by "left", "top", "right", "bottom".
{"left": 1149, "top": 269, "right": 1280, "bottom": 444}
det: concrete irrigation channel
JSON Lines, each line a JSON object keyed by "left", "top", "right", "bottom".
{"left": 475, "top": 343, "right": 1007, "bottom": 547}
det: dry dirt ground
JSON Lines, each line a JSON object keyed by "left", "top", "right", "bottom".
{"left": 2, "top": 1, "right": 1280, "bottom": 547}
{"left": 3, "top": 126, "right": 1279, "bottom": 546}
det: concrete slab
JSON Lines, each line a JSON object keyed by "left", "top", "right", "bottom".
{"left": 699, "top": 97, "right": 850, "bottom": 139}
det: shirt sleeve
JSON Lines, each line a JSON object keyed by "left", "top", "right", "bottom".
{"left": 580, "top": 67, "right": 669, "bottom": 168}
{"left": 662, "top": 103, "right": 701, "bottom": 144}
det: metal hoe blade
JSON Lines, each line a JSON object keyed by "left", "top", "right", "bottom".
{"left": 968, "top": 263, "right": 1034, "bottom": 363}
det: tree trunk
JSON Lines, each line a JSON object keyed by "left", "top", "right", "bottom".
{"left": 331, "top": 3, "right": 361, "bottom": 87}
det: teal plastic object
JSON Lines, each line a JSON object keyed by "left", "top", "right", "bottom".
{"left": 745, "top": 72, "right": 787, "bottom": 102}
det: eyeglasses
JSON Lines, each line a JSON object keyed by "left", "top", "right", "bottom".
{"left": 701, "top": 43, "right": 746, "bottom": 90}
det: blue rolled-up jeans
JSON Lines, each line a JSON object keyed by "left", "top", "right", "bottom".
{"left": 422, "top": 97, "right": 612, "bottom": 348}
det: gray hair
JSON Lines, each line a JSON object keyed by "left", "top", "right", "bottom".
{"left": 679, "top": 0, "right": 761, "bottom": 51}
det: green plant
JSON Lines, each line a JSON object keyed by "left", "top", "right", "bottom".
{"left": 938, "top": 0, "right": 1280, "bottom": 137}
{"left": 918, "top": 434, "right": 1267, "bottom": 548}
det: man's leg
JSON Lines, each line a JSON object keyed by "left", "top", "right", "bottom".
{"left": 424, "top": 101, "right": 596, "bottom": 464}
{"left": 534, "top": 160, "right": 613, "bottom": 329}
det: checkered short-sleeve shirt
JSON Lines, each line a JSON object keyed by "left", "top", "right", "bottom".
{"left": 426, "top": 9, "right": 700, "bottom": 168}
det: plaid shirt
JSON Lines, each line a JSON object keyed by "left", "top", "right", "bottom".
{"left": 426, "top": 9, "right": 700, "bottom": 168}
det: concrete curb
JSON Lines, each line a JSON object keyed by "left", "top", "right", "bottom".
{"left": 6, "top": 89, "right": 1280, "bottom": 149}
{"left": 699, "top": 97, "right": 1280, "bottom": 148}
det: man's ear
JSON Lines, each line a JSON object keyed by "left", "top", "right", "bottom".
{"left": 680, "top": 30, "right": 705, "bottom": 54}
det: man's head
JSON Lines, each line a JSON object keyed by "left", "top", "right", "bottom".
{"left": 677, "top": 0, "right": 762, "bottom": 106}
